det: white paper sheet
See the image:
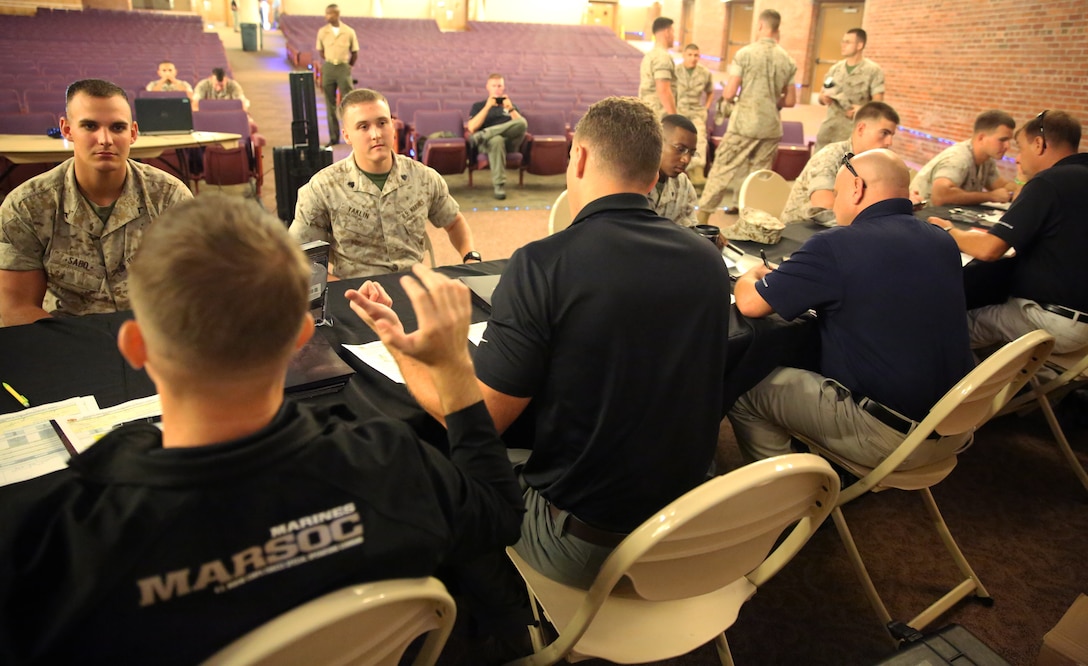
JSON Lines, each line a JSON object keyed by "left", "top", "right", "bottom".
{"left": 57, "top": 395, "right": 162, "bottom": 454}
{"left": 0, "top": 396, "right": 99, "bottom": 486}
{"left": 343, "top": 321, "right": 494, "bottom": 385}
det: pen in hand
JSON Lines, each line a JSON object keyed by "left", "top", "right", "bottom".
{"left": 3, "top": 381, "right": 30, "bottom": 408}
{"left": 760, "top": 249, "right": 771, "bottom": 269}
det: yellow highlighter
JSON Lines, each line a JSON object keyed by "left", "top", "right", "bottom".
{"left": 3, "top": 382, "right": 30, "bottom": 408}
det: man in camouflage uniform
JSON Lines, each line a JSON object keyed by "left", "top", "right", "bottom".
{"left": 675, "top": 44, "right": 714, "bottom": 184}
{"left": 697, "top": 9, "right": 796, "bottom": 224}
{"left": 780, "top": 101, "right": 899, "bottom": 225}
{"left": 649, "top": 114, "right": 700, "bottom": 227}
{"left": 910, "top": 109, "right": 1018, "bottom": 206}
{"left": 290, "top": 88, "right": 480, "bottom": 279}
{"left": 145, "top": 61, "right": 194, "bottom": 96}
{"left": 0, "top": 79, "right": 192, "bottom": 327}
{"left": 638, "top": 17, "right": 677, "bottom": 118}
{"left": 813, "top": 29, "right": 885, "bottom": 153}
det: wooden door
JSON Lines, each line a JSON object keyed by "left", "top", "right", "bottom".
{"left": 722, "top": 2, "right": 754, "bottom": 68}
{"left": 586, "top": 1, "right": 619, "bottom": 37}
{"left": 808, "top": 3, "right": 865, "bottom": 102}
{"left": 679, "top": 0, "right": 695, "bottom": 49}
{"left": 432, "top": 0, "right": 467, "bottom": 32}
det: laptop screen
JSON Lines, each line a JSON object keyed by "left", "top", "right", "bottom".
{"left": 135, "top": 97, "right": 193, "bottom": 135}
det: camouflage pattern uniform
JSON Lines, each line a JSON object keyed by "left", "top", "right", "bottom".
{"left": 910, "top": 141, "right": 1000, "bottom": 202}
{"left": 145, "top": 79, "right": 193, "bottom": 94}
{"left": 648, "top": 173, "right": 698, "bottom": 227}
{"left": 813, "top": 58, "right": 884, "bottom": 153}
{"left": 0, "top": 158, "right": 192, "bottom": 316}
{"left": 290, "top": 154, "right": 460, "bottom": 279}
{"left": 193, "top": 78, "right": 248, "bottom": 104}
{"left": 639, "top": 46, "right": 677, "bottom": 118}
{"left": 780, "top": 139, "right": 852, "bottom": 224}
{"left": 675, "top": 62, "right": 714, "bottom": 175}
{"left": 699, "top": 38, "right": 796, "bottom": 213}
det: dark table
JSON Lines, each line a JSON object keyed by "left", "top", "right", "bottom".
{"left": 0, "top": 259, "right": 817, "bottom": 454}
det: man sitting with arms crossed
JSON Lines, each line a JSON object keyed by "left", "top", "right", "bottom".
{"left": 467, "top": 73, "right": 528, "bottom": 201}
{"left": 780, "top": 101, "right": 899, "bottom": 225}
{"left": 910, "top": 109, "right": 1018, "bottom": 206}
{"left": 351, "top": 97, "right": 732, "bottom": 589}
{"left": 929, "top": 110, "right": 1088, "bottom": 354}
{"left": 730, "top": 149, "right": 973, "bottom": 468}
{"left": 0, "top": 194, "right": 523, "bottom": 664}
{"left": 291, "top": 88, "right": 481, "bottom": 279}
{"left": 0, "top": 79, "right": 191, "bottom": 326}
{"left": 648, "top": 113, "right": 700, "bottom": 227}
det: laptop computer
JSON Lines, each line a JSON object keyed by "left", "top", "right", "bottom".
{"left": 135, "top": 97, "right": 194, "bottom": 135}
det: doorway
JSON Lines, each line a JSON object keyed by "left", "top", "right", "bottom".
{"left": 808, "top": 3, "right": 866, "bottom": 103}
{"left": 722, "top": 1, "right": 754, "bottom": 68}
{"left": 586, "top": 1, "right": 619, "bottom": 37}
{"left": 679, "top": 0, "right": 695, "bottom": 49}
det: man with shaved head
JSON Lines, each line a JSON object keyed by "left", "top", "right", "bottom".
{"left": 729, "top": 149, "right": 973, "bottom": 469}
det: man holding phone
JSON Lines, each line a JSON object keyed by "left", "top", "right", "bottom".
{"left": 467, "top": 73, "right": 528, "bottom": 200}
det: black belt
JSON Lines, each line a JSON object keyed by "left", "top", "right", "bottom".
{"left": 1040, "top": 303, "right": 1087, "bottom": 323}
{"left": 547, "top": 503, "right": 627, "bottom": 548}
{"left": 856, "top": 396, "right": 940, "bottom": 440}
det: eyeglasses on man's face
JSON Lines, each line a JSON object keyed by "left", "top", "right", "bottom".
{"left": 669, "top": 142, "right": 699, "bottom": 159}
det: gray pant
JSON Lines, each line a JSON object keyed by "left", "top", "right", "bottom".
{"left": 321, "top": 62, "right": 353, "bottom": 142}
{"left": 512, "top": 485, "right": 615, "bottom": 590}
{"left": 969, "top": 298, "right": 1088, "bottom": 355}
{"left": 477, "top": 117, "right": 528, "bottom": 187}
{"left": 728, "top": 367, "right": 969, "bottom": 470}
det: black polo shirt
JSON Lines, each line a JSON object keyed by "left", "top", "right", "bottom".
{"left": 474, "top": 193, "right": 732, "bottom": 533}
{"left": 990, "top": 153, "right": 1088, "bottom": 312}
{"left": 469, "top": 100, "right": 522, "bottom": 130}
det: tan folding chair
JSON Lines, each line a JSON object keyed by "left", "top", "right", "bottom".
{"left": 423, "top": 233, "right": 437, "bottom": 268}
{"left": 505, "top": 453, "right": 840, "bottom": 666}
{"left": 792, "top": 330, "right": 1055, "bottom": 638}
{"left": 547, "top": 189, "right": 572, "bottom": 235}
{"left": 202, "top": 577, "right": 456, "bottom": 666}
{"left": 737, "top": 169, "right": 791, "bottom": 219}
{"left": 996, "top": 342, "right": 1088, "bottom": 494}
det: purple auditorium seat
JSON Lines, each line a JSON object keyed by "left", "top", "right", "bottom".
{"left": 520, "top": 109, "right": 569, "bottom": 179}
{"left": 411, "top": 109, "right": 467, "bottom": 176}
{"left": 23, "top": 90, "right": 66, "bottom": 120}
{"left": 0, "top": 111, "right": 57, "bottom": 134}
{"left": 192, "top": 109, "right": 262, "bottom": 192}
{"left": 773, "top": 120, "right": 810, "bottom": 181}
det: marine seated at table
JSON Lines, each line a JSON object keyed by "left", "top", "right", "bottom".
{"left": 910, "top": 109, "right": 1018, "bottom": 206}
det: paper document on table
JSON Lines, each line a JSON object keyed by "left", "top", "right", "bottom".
{"left": 961, "top": 252, "right": 974, "bottom": 267}
{"left": 343, "top": 321, "right": 494, "bottom": 385}
{"left": 56, "top": 394, "right": 162, "bottom": 454}
{"left": 0, "top": 396, "right": 100, "bottom": 486}
{"left": 981, "top": 201, "right": 1010, "bottom": 210}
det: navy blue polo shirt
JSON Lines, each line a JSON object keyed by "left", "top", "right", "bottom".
{"left": 474, "top": 193, "right": 732, "bottom": 532}
{"left": 755, "top": 198, "right": 973, "bottom": 420}
{"left": 989, "top": 153, "right": 1088, "bottom": 312}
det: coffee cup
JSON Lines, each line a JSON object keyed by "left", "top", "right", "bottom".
{"left": 694, "top": 224, "right": 720, "bottom": 244}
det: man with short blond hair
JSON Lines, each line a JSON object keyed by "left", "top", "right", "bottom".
{"left": 781, "top": 101, "right": 899, "bottom": 224}
{"left": 0, "top": 194, "right": 523, "bottom": 663}
{"left": 353, "top": 96, "right": 732, "bottom": 588}
{"left": 0, "top": 79, "right": 191, "bottom": 326}
{"left": 467, "top": 73, "right": 527, "bottom": 200}
{"left": 697, "top": 9, "right": 797, "bottom": 224}
{"left": 316, "top": 3, "right": 359, "bottom": 146}
{"left": 291, "top": 88, "right": 480, "bottom": 278}
{"left": 910, "top": 109, "right": 1017, "bottom": 205}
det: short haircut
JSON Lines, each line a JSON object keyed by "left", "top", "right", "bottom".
{"left": 574, "top": 97, "right": 661, "bottom": 184}
{"left": 846, "top": 28, "right": 867, "bottom": 45}
{"left": 65, "top": 79, "right": 128, "bottom": 110}
{"left": 212, "top": 67, "right": 226, "bottom": 81}
{"left": 1019, "top": 110, "right": 1082, "bottom": 151}
{"left": 326, "top": 4, "right": 338, "bottom": 11}
{"left": 683, "top": 43, "right": 700, "bottom": 52}
{"left": 853, "top": 101, "right": 899, "bottom": 126}
{"left": 128, "top": 194, "right": 310, "bottom": 373}
{"left": 759, "top": 9, "right": 781, "bottom": 32}
{"left": 338, "top": 87, "right": 388, "bottom": 120}
{"left": 158, "top": 60, "right": 175, "bottom": 68}
{"left": 974, "top": 109, "right": 1016, "bottom": 134}
{"left": 652, "top": 17, "right": 673, "bottom": 34}
{"left": 487, "top": 73, "right": 504, "bottom": 82}
{"left": 662, "top": 113, "right": 698, "bottom": 135}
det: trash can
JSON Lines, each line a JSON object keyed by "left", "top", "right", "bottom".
{"left": 241, "top": 23, "right": 259, "bottom": 52}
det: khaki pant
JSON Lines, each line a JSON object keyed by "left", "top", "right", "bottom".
{"left": 698, "top": 134, "right": 778, "bottom": 212}
{"left": 679, "top": 106, "right": 709, "bottom": 176}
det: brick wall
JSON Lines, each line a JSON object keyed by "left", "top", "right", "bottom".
{"left": 864, "top": 0, "right": 1088, "bottom": 172}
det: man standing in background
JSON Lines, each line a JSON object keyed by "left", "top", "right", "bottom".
{"left": 638, "top": 17, "right": 677, "bottom": 118}
{"left": 697, "top": 9, "right": 796, "bottom": 224}
{"left": 316, "top": 3, "right": 359, "bottom": 147}
{"left": 675, "top": 43, "right": 714, "bottom": 185}
{"left": 813, "top": 28, "right": 885, "bottom": 153}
